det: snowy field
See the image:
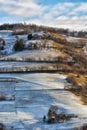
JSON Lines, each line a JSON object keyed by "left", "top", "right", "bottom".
{"left": 0, "top": 49, "right": 60, "bottom": 61}
{"left": 0, "top": 31, "right": 87, "bottom": 130}
{"left": 0, "top": 61, "right": 58, "bottom": 73}
{"left": 64, "top": 35, "right": 87, "bottom": 43}
{"left": 0, "top": 73, "right": 87, "bottom": 130}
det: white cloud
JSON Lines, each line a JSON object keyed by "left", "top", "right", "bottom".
{"left": 74, "top": 3, "right": 87, "bottom": 12}
{"left": 37, "top": 2, "right": 87, "bottom": 31}
{"left": 0, "top": 1, "right": 87, "bottom": 31}
{"left": 0, "top": 0, "right": 45, "bottom": 17}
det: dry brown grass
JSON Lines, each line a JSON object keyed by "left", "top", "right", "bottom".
{"left": 52, "top": 41, "right": 63, "bottom": 49}
{"left": 50, "top": 32, "right": 87, "bottom": 105}
{"left": 67, "top": 74, "right": 78, "bottom": 86}
{"left": 67, "top": 74, "right": 86, "bottom": 86}
{"left": 76, "top": 75, "right": 86, "bottom": 85}
{"left": 52, "top": 41, "right": 70, "bottom": 58}
{"left": 50, "top": 32, "right": 65, "bottom": 40}
{"left": 78, "top": 38, "right": 87, "bottom": 44}
{"left": 66, "top": 74, "right": 87, "bottom": 105}
{"left": 81, "top": 96, "right": 87, "bottom": 105}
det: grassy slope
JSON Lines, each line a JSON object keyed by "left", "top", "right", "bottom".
{"left": 0, "top": 30, "right": 87, "bottom": 104}
{"left": 50, "top": 31, "right": 87, "bottom": 105}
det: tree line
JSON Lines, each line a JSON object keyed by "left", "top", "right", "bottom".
{"left": 0, "top": 23, "right": 87, "bottom": 38}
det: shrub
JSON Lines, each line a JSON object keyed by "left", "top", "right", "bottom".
{"left": 13, "top": 39, "right": 25, "bottom": 51}
{"left": 0, "top": 123, "right": 5, "bottom": 130}
{"left": 67, "top": 75, "right": 77, "bottom": 86}
{"left": 28, "top": 33, "right": 33, "bottom": 40}
{"left": 0, "top": 38, "right": 5, "bottom": 50}
{"left": 0, "top": 95, "right": 6, "bottom": 101}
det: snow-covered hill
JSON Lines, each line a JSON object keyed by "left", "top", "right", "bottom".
{"left": 0, "top": 30, "right": 87, "bottom": 130}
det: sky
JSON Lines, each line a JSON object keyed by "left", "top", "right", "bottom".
{"left": 0, "top": 0, "right": 87, "bottom": 31}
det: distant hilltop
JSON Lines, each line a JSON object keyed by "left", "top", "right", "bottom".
{"left": 0, "top": 23, "right": 87, "bottom": 38}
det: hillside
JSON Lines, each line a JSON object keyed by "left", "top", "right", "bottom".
{"left": 0, "top": 28, "right": 87, "bottom": 130}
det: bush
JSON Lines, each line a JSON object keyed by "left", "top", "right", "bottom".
{"left": 0, "top": 123, "right": 5, "bottom": 130}
{"left": 0, "top": 95, "right": 6, "bottom": 101}
{"left": 0, "top": 38, "right": 5, "bottom": 50}
{"left": 67, "top": 75, "right": 77, "bottom": 86}
{"left": 13, "top": 39, "right": 25, "bottom": 51}
{"left": 28, "top": 33, "right": 33, "bottom": 40}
